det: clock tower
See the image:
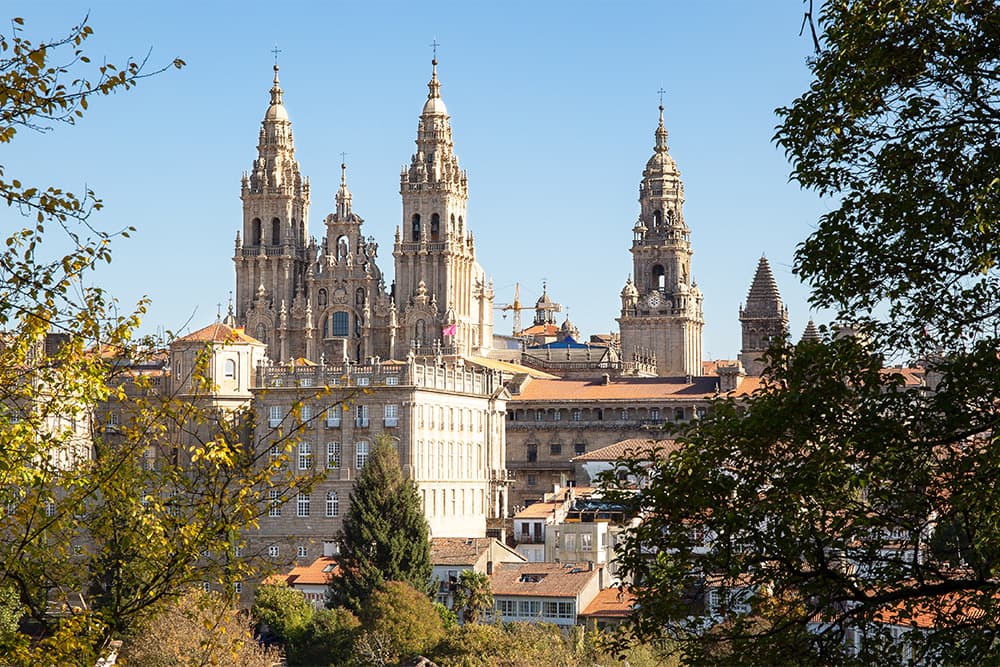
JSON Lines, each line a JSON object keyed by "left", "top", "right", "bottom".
{"left": 617, "top": 103, "right": 704, "bottom": 377}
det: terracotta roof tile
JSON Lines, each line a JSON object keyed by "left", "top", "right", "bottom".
{"left": 579, "top": 587, "right": 636, "bottom": 618}
{"left": 431, "top": 537, "right": 524, "bottom": 566}
{"left": 514, "top": 500, "right": 563, "bottom": 520}
{"left": 174, "top": 322, "right": 263, "bottom": 345}
{"left": 509, "top": 375, "right": 758, "bottom": 402}
{"left": 491, "top": 562, "right": 600, "bottom": 598}
{"left": 572, "top": 438, "right": 681, "bottom": 462}
{"left": 278, "top": 556, "right": 341, "bottom": 587}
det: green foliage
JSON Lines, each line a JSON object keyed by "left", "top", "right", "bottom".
{"left": 608, "top": 1, "right": 1000, "bottom": 664}
{"left": 358, "top": 581, "right": 445, "bottom": 664}
{"left": 119, "top": 588, "right": 279, "bottom": 667}
{"left": 328, "top": 435, "right": 432, "bottom": 612}
{"left": 252, "top": 583, "right": 314, "bottom": 645}
{"left": 451, "top": 570, "right": 493, "bottom": 625}
{"left": 293, "top": 606, "right": 360, "bottom": 667}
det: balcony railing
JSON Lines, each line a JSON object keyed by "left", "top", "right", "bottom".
{"left": 355, "top": 418, "right": 369, "bottom": 428}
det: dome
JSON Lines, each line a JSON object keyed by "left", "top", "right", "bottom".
{"left": 422, "top": 95, "right": 448, "bottom": 116}
{"left": 265, "top": 103, "right": 288, "bottom": 121}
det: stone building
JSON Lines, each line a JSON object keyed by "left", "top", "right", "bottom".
{"left": 738, "top": 255, "right": 789, "bottom": 376}
{"left": 618, "top": 104, "right": 705, "bottom": 377}
{"left": 233, "top": 59, "right": 494, "bottom": 365}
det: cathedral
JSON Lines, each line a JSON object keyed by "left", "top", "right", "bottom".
{"left": 232, "top": 61, "right": 494, "bottom": 365}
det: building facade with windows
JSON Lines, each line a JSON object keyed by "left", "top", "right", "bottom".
{"left": 248, "top": 355, "right": 509, "bottom": 563}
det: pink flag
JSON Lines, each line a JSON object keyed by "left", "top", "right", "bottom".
{"left": 442, "top": 324, "right": 458, "bottom": 336}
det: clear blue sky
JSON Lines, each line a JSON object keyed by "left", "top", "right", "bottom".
{"left": 6, "top": 1, "right": 831, "bottom": 360}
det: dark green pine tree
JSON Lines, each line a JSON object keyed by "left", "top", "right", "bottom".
{"left": 328, "top": 435, "right": 432, "bottom": 612}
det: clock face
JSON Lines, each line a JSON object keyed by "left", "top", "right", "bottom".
{"left": 646, "top": 292, "right": 662, "bottom": 308}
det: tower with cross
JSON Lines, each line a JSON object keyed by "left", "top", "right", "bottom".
{"left": 617, "top": 93, "right": 704, "bottom": 377}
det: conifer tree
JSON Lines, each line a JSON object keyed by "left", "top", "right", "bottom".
{"left": 328, "top": 435, "right": 432, "bottom": 612}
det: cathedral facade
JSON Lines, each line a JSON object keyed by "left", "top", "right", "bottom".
{"left": 233, "top": 61, "right": 494, "bottom": 366}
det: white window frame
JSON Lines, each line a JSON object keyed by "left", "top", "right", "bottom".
{"left": 269, "top": 405, "right": 282, "bottom": 428}
{"left": 355, "top": 405, "right": 369, "bottom": 428}
{"left": 326, "top": 408, "right": 341, "bottom": 428}
{"left": 384, "top": 404, "right": 399, "bottom": 427}
{"left": 296, "top": 545, "right": 307, "bottom": 558}
{"left": 325, "top": 491, "right": 339, "bottom": 517}
{"left": 267, "top": 545, "right": 279, "bottom": 558}
{"left": 296, "top": 492, "right": 310, "bottom": 518}
{"left": 356, "top": 441, "right": 369, "bottom": 469}
{"left": 327, "top": 442, "right": 341, "bottom": 469}
{"left": 298, "top": 442, "right": 313, "bottom": 470}
{"left": 268, "top": 489, "right": 280, "bottom": 518}
{"left": 301, "top": 405, "right": 312, "bottom": 423}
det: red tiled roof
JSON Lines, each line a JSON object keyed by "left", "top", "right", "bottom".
{"left": 579, "top": 587, "right": 636, "bottom": 618}
{"left": 572, "top": 438, "right": 681, "bottom": 463}
{"left": 174, "top": 322, "right": 262, "bottom": 345}
{"left": 431, "top": 537, "right": 523, "bottom": 566}
{"left": 514, "top": 500, "right": 563, "bottom": 520}
{"left": 491, "top": 561, "right": 600, "bottom": 598}
{"left": 872, "top": 590, "right": 988, "bottom": 629}
{"left": 276, "top": 556, "right": 341, "bottom": 587}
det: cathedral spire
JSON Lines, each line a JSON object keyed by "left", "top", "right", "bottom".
{"left": 655, "top": 102, "right": 669, "bottom": 152}
{"left": 269, "top": 64, "right": 284, "bottom": 107}
{"left": 739, "top": 255, "right": 789, "bottom": 375}
{"left": 336, "top": 161, "right": 353, "bottom": 218}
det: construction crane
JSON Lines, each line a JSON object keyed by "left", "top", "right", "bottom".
{"left": 496, "top": 282, "right": 526, "bottom": 337}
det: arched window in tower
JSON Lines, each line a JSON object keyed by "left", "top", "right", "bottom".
{"left": 411, "top": 214, "right": 421, "bottom": 242}
{"left": 331, "top": 312, "right": 349, "bottom": 337}
{"left": 337, "top": 235, "right": 349, "bottom": 260}
{"left": 251, "top": 218, "right": 262, "bottom": 245}
{"left": 355, "top": 288, "right": 365, "bottom": 307}
{"left": 318, "top": 289, "right": 328, "bottom": 307}
{"left": 430, "top": 213, "right": 440, "bottom": 241}
{"left": 653, "top": 265, "right": 666, "bottom": 292}
{"left": 415, "top": 319, "right": 426, "bottom": 348}
{"left": 271, "top": 218, "right": 281, "bottom": 246}
{"left": 653, "top": 209, "right": 663, "bottom": 227}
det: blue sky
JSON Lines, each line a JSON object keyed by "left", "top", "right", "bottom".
{"left": 6, "top": 1, "right": 831, "bottom": 360}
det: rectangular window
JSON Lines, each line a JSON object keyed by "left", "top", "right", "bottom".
{"left": 384, "top": 404, "right": 399, "bottom": 427}
{"left": 269, "top": 444, "right": 285, "bottom": 469}
{"left": 357, "top": 376, "right": 370, "bottom": 387}
{"left": 331, "top": 312, "right": 349, "bottom": 337}
{"left": 325, "top": 491, "right": 339, "bottom": 517}
{"left": 267, "top": 489, "right": 281, "bottom": 517}
{"left": 549, "top": 443, "right": 562, "bottom": 456}
{"left": 574, "top": 443, "right": 586, "bottom": 456}
{"left": 527, "top": 444, "right": 537, "bottom": 463}
{"left": 268, "top": 545, "right": 279, "bottom": 558}
{"left": 355, "top": 405, "right": 369, "bottom": 428}
{"left": 300, "top": 405, "right": 312, "bottom": 423}
{"left": 620, "top": 409, "right": 628, "bottom": 420}
{"left": 296, "top": 492, "right": 310, "bottom": 518}
{"left": 297, "top": 545, "right": 308, "bottom": 558}
{"left": 571, "top": 409, "right": 582, "bottom": 422}
{"left": 327, "top": 442, "right": 341, "bottom": 469}
{"left": 581, "top": 533, "right": 592, "bottom": 551}
{"left": 326, "top": 408, "right": 342, "bottom": 428}
{"left": 234, "top": 582, "right": 243, "bottom": 594}
{"left": 526, "top": 474, "right": 538, "bottom": 487}
{"left": 269, "top": 405, "right": 282, "bottom": 428}
{"left": 553, "top": 411, "right": 562, "bottom": 421}
{"left": 385, "top": 375, "right": 399, "bottom": 386}
{"left": 650, "top": 408, "right": 660, "bottom": 421}
{"left": 298, "top": 442, "right": 313, "bottom": 470}
{"left": 534, "top": 410, "right": 543, "bottom": 421}
{"left": 517, "top": 600, "right": 541, "bottom": 617}
{"left": 565, "top": 533, "right": 577, "bottom": 551}
{"left": 300, "top": 378, "right": 312, "bottom": 388}
{"left": 496, "top": 599, "right": 516, "bottom": 617}
{"left": 356, "top": 441, "right": 369, "bottom": 469}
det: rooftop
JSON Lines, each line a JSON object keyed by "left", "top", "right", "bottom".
{"left": 579, "top": 587, "right": 636, "bottom": 619}
{"left": 509, "top": 375, "right": 760, "bottom": 403}
{"left": 573, "top": 438, "right": 681, "bottom": 463}
{"left": 491, "top": 561, "right": 600, "bottom": 598}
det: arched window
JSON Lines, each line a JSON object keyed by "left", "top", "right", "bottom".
{"left": 318, "top": 288, "right": 328, "bottom": 307}
{"left": 653, "top": 264, "right": 666, "bottom": 292}
{"left": 411, "top": 214, "right": 421, "bottom": 241}
{"left": 653, "top": 209, "right": 663, "bottom": 227}
{"left": 271, "top": 218, "right": 281, "bottom": 245}
{"left": 223, "top": 358, "right": 236, "bottom": 379}
{"left": 251, "top": 218, "right": 262, "bottom": 245}
{"left": 354, "top": 314, "right": 362, "bottom": 337}
{"left": 326, "top": 491, "right": 339, "bottom": 517}
{"left": 430, "top": 213, "right": 440, "bottom": 241}
{"left": 355, "top": 288, "right": 365, "bottom": 306}
{"left": 331, "top": 312, "right": 349, "bottom": 337}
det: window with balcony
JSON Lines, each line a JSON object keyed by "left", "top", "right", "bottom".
{"left": 384, "top": 404, "right": 399, "bottom": 427}
{"left": 355, "top": 405, "right": 369, "bottom": 427}
{"left": 326, "top": 408, "right": 341, "bottom": 428}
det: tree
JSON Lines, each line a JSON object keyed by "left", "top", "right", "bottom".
{"left": 328, "top": 435, "right": 432, "bottom": 612}
{"left": 294, "top": 606, "right": 360, "bottom": 667}
{"left": 608, "top": 2, "right": 1000, "bottom": 665}
{"left": 119, "top": 588, "right": 280, "bottom": 667}
{"left": 356, "top": 581, "right": 445, "bottom": 665}
{"left": 251, "top": 583, "right": 314, "bottom": 647}
{"left": 450, "top": 570, "right": 493, "bottom": 625}
{"left": 0, "top": 16, "right": 320, "bottom": 662}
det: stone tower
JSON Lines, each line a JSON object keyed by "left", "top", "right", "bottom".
{"left": 393, "top": 58, "right": 494, "bottom": 357}
{"left": 233, "top": 65, "right": 311, "bottom": 360}
{"left": 618, "top": 104, "right": 704, "bottom": 377}
{"left": 738, "top": 255, "right": 789, "bottom": 376}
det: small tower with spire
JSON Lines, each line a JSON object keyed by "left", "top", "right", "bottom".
{"left": 233, "top": 63, "right": 311, "bottom": 361}
{"left": 738, "top": 255, "right": 789, "bottom": 376}
{"left": 618, "top": 99, "right": 704, "bottom": 377}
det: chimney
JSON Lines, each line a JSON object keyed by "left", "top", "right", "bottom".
{"left": 602, "top": 373, "right": 611, "bottom": 385}
{"left": 587, "top": 560, "right": 594, "bottom": 572}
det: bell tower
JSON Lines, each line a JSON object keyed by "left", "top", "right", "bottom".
{"left": 233, "top": 65, "right": 310, "bottom": 360}
{"left": 738, "top": 256, "right": 788, "bottom": 376}
{"left": 617, "top": 102, "right": 704, "bottom": 377}
{"left": 393, "top": 58, "right": 493, "bottom": 357}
